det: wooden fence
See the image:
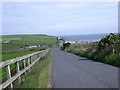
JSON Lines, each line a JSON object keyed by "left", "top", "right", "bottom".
{"left": 0, "top": 49, "right": 49, "bottom": 90}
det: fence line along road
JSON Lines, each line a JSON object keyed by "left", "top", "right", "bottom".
{"left": 0, "top": 49, "right": 49, "bottom": 90}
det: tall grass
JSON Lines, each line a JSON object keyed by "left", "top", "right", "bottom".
{"left": 16, "top": 51, "right": 51, "bottom": 88}
{"left": 68, "top": 43, "right": 120, "bottom": 67}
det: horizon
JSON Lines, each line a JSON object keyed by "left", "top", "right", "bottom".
{"left": 2, "top": 2, "right": 118, "bottom": 35}
{"left": 1, "top": 32, "right": 117, "bottom": 36}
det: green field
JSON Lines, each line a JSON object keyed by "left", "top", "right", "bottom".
{"left": 1, "top": 34, "right": 57, "bottom": 61}
{"left": 2, "top": 34, "right": 57, "bottom": 53}
{"left": 2, "top": 48, "right": 42, "bottom": 62}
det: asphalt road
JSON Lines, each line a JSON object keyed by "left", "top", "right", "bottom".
{"left": 51, "top": 48, "right": 119, "bottom": 88}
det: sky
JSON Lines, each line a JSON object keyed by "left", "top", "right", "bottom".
{"left": 2, "top": 1, "right": 118, "bottom": 36}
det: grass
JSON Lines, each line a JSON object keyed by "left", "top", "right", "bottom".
{"left": 68, "top": 43, "right": 120, "bottom": 67}
{"left": 1, "top": 34, "right": 55, "bottom": 86}
{"left": 16, "top": 51, "right": 51, "bottom": 88}
{"left": 2, "top": 48, "right": 43, "bottom": 62}
{"left": 1, "top": 34, "right": 57, "bottom": 61}
{"left": 1, "top": 48, "right": 44, "bottom": 83}
{"left": 2, "top": 34, "right": 57, "bottom": 52}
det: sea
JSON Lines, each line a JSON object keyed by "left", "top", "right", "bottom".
{"left": 60, "top": 33, "right": 109, "bottom": 41}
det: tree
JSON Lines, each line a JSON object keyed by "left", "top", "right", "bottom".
{"left": 97, "top": 33, "right": 120, "bottom": 53}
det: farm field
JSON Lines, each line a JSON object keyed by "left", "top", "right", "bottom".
{"left": 2, "top": 48, "right": 42, "bottom": 62}
{"left": 1, "top": 34, "right": 57, "bottom": 61}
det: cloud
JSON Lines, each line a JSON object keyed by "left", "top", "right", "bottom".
{"left": 2, "top": 2, "right": 118, "bottom": 35}
{"left": 2, "top": 0, "right": 119, "bottom": 2}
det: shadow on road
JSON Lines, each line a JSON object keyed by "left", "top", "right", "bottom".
{"left": 77, "top": 58, "right": 89, "bottom": 60}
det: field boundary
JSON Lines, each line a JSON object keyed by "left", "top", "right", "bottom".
{"left": 0, "top": 49, "right": 49, "bottom": 89}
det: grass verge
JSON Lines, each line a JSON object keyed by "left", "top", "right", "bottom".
{"left": 16, "top": 51, "right": 52, "bottom": 88}
{"left": 1, "top": 48, "right": 45, "bottom": 83}
{"left": 68, "top": 49, "right": 120, "bottom": 67}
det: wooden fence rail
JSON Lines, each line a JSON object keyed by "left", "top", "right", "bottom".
{"left": 0, "top": 49, "right": 49, "bottom": 90}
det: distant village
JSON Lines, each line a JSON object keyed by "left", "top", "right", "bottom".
{"left": 64, "top": 40, "right": 99, "bottom": 44}
{"left": 57, "top": 37, "right": 99, "bottom": 45}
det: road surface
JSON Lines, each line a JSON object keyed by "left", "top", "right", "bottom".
{"left": 51, "top": 48, "right": 119, "bottom": 88}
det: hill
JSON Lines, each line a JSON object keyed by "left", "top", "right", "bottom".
{"left": 2, "top": 34, "right": 57, "bottom": 52}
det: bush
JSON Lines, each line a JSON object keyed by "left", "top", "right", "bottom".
{"left": 104, "top": 53, "right": 120, "bottom": 67}
{"left": 79, "top": 52, "right": 87, "bottom": 57}
{"left": 68, "top": 37, "right": 120, "bottom": 67}
{"left": 86, "top": 53, "right": 93, "bottom": 59}
{"left": 69, "top": 50, "right": 80, "bottom": 55}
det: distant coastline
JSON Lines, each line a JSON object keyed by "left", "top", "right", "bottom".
{"left": 60, "top": 33, "right": 109, "bottom": 41}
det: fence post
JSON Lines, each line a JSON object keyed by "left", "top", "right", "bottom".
{"left": 28, "top": 57, "right": 31, "bottom": 72}
{"left": 6, "top": 65, "right": 13, "bottom": 88}
{"left": 22, "top": 59, "right": 26, "bottom": 75}
{"left": 15, "top": 61, "right": 21, "bottom": 84}
{"left": 30, "top": 55, "right": 34, "bottom": 68}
